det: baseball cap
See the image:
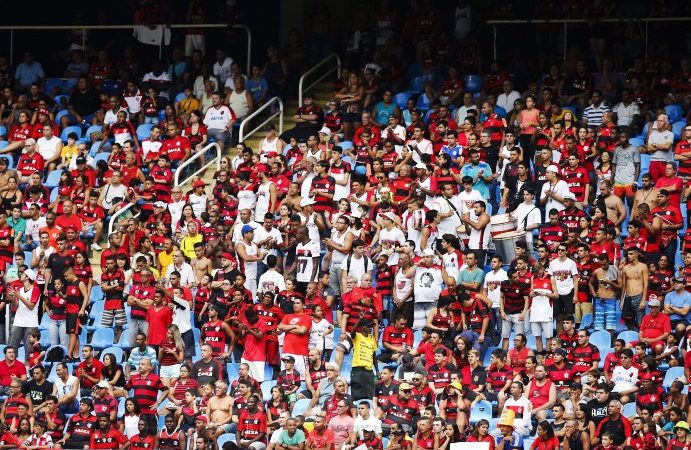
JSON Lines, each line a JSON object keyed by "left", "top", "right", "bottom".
{"left": 555, "top": 348, "right": 567, "bottom": 357}
{"left": 300, "top": 197, "right": 316, "bottom": 207}
{"left": 546, "top": 164, "right": 560, "bottom": 173}
{"left": 153, "top": 201, "right": 167, "bottom": 208}
{"left": 399, "top": 383, "right": 412, "bottom": 392}
{"left": 563, "top": 192, "right": 576, "bottom": 201}
{"left": 381, "top": 211, "right": 397, "bottom": 221}
{"left": 221, "top": 252, "right": 234, "bottom": 261}
{"left": 422, "top": 248, "right": 435, "bottom": 257}
{"left": 76, "top": 156, "right": 87, "bottom": 164}
{"left": 281, "top": 355, "right": 295, "bottom": 363}
{"left": 673, "top": 277, "right": 685, "bottom": 283}
{"left": 363, "top": 424, "right": 376, "bottom": 432}
{"left": 648, "top": 299, "right": 661, "bottom": 307}
{"left": 96, "top": 380, "right": 110, "bottom": 388}
{"left": 23, "top": 269, "right": 36, "bottom": 281}
{"left": 241, "top": 224, "right": 254, "bottom": 235}
{"left": 193, "top": 179, "right": 206, "bottom": 187}
{"left": 196, "top": 416, "right": 208, "bottom": 423}
{"left": 319, "top": 126, "right": 331, "bottom": 136}
{"left": 415, "top": 162, "right": 428, "bottom": 170}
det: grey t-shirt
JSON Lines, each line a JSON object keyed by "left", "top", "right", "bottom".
{"left": 612, "top": 144, "right": 641, "bottom": 184}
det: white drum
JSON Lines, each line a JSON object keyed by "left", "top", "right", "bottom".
{"left": 490, "top": 214, "right": 516, "bottom": 237}
{"left": 493, "top": 230, "right": 526, "bottom": 263}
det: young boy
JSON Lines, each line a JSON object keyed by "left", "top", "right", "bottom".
{"left": 26, "top": 330, "right": 45, "bottom": 368}
{"left": 277, "top": 356, "right": 301, "bottom": 407}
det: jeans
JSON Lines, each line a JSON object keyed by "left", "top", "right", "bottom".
{"left": 129, "top": 319, "right": 149, "bottom": 347}
{"left": 9, "top": 326, "right": 36, "bottom": 355}
{"left": 328, "top": 264, "right": 343, "bottom": 297}
{"left": 48, "top": 319, "right": 68, "bottom": 346}
{"left": 625, "top": 294, "right": 644, "bottom": 330}
{"left": 659, "top": 239, "right": 678, "bottom": 268}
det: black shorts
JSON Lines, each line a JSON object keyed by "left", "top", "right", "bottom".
{"left": 66, "top": 313, "right": 80, "bottom": 335}
{"left": 553, "top": 291, "right": 575, "bottom": 318}
{"left": 181, "top": 329, "right": 196, "bottom": 358}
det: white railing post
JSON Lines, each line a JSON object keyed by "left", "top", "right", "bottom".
{"left": 298, "top": 53, "right": 342, "bottom": 107}
{"left": 174, "top": 142, "right": 222, "bottom": 187}
{"left": 107, "top": 202, "right": 136, "bottom": 237}
{"left": 232, "top": 24, "right": 252, "bottom": 75}
{"left": 238, "top": 97, "right": 284, "bottom": 143}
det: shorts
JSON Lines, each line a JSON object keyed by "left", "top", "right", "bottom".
{"left": 160, "top": 364, "right": 181, "bottom": 379}
{"left": 240, "top": 358, "right": 265, "bottom": 383}
{"left": 287, "top": 392, "right": 298, "bottom": 403}
{"left": 66, "top": 313, "right": 81, "bottom": 335}
{"left": 613, "top": 183, "right": 636, "bottom": 199}
{"left": 530, "top": 321, "right": 554, "bottom": 339}
{"left": 101, "top": 308, "right": 127, "bottom": 327}
{"left": 281, "top": 353, "right": 307, "bottom": 381}
{"left": 553, "top": 291, "right": 575, "bottom": 318}
{"left": 501, "top": 313, "right": 525, "bottom": 338}
{"left": 336, "top": 336, "right": 353, "bottom": 355}
{"left": 574, "top": 302, "right": 593, "bottom": 323}
{"left": 342, "top": 112, "right": 361, "bottom": 123}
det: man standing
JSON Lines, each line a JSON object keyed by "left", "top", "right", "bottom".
{"left": 236, "top": 225, "right": 266, "bottom": 298}
{"left": 561, "top": 153, "right": 591, "bottom": 209}
{"left": 589, "top": 254, "right": 620, "bottom": 333}
{"left": 461, "top": 200, "right": 491, "bottom": 265}
{"left": 643, "top": 114, "right": 674, "bottom": 181}
{"left": 596, "top": 181, "right": 626, "bottom": 232}
{"left": 277, "top": 297, "right": 311, "bottom": 379}
{"left": 620, "top": 247, "right": 649, "bottom": 329}
{"left": 413, "top": 249, "right": 445, "bottom": 329}
{"left": 294, "top": 226, "right": 320, "bottom": 292}
{"left": 499, "top": 269, "right": 530, "bottom": 350}
{"left": 540, "top": 165, "right": 570, "bottom": 214}
{"left": 548, "top": 244, "right": 579, "bottom": 334}
{"left": 612, "top": 128, "right": 641, "bottom": 207}
{"left": 663, "top": 277, "right": 691, "bottom": 329}
{"left": 651, "top": 189, "right": 683, "bottom": 265}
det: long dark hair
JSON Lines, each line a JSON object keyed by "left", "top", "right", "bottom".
{"left": 538, "top": 420, "right": 555, "bottom": 440}
{"left": 125, "top": 397, "right": 141, "bottom": 415}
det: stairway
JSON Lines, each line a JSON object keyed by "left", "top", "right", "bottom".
{"left": 88, "top": 81, "right": 335, "bottom": 276}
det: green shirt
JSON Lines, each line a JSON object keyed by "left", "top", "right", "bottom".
{"left": 7, "top": 216, "right": 26, "bottom": 235}
{"left": 278, "top": 429, "right": 305, "bottom": 446}
{"left": 457, "top": 267, "right": 485, "bottom": 289}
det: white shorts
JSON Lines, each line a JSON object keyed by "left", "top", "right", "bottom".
{"left": 530, "top": 321, "right": 554, "bottom": 339}
{"left": 184, "top": 34, "right": 205, "bottom": 57}
{"left": 281, "top": 353, "right": 307, "bottom": 381}
{"left": 241, "top": 358, "right": 265, "bottom": 383}
{"left": 159, "top": 364, "right": 181, "bottom": 379}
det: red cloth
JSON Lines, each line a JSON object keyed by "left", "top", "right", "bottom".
{"left": 145, "top": 305, "right": 173, "bottom": 346}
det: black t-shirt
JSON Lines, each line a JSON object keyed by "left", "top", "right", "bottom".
{"left": 191, "top": 358, "right": 224, "bottom": 386}
{"left": 47, "top": 252, "right": 75, "bottom": 282}
{"left": 22, "top": 379, "right": 54, "bottom": 406}
{"left": 69, "top": 88, "right": 101, "bottom": 116}
{"left": 586, "top": 398, "right": 610, "bottom": 426}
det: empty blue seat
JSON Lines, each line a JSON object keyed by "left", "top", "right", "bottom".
{"left": 261, "top": 380, "right": 274, "bottom": 402}
{"left": 90, "top": 327, "right": 114, "bottom": 351}
{"left": 87, "top": 301, "right": 105, "bottom": 331}
{"left": 617, "top": 330, "right": 638, "bottom": 343}
{"left": 0, "top": 142, "right": 8, "bottom": 151}
{"left": 92, "top": 152, "right": 110, "bottom": 167}
{"left": 409, "top": 76, "right": 424, "bottom": 94}
{"left": 417, "top": 93, "right": 432, "bottom": 112}
{"left": 44, "top": 170, "right": 63, "bottom": 189}
{"left": 590, "top": 330, "right": 611, "bottom": 350}
{"left": 100, "top": 346, "right": 124, "bottom": 363}
{"left": 672, "top": 121, "right": 687, "bottom": 140}
{"left": 91, "top": 285, "right": 104, "bottom": 302}
{"left": 60, "top": 126, "right": 82, "bottom": 142}
{"left": 217, "top": 434, "right": 235, "bottom": 448}
{"left": 137, "top": 124, "right": 155, "bottom": 140}
{"left": 629, "top": 137, "right": 645, "bottom": 147}
{"left": 292, "top": 398, "right": 311, "bottom": 417}
{"left": 338, "top": 141, "right": 354, "bottom": 151}
{"left": 53, "top": 94, "right": 69, "bottom": 106}
{"left": 393, "top": 92, "right": 412, "bottom": 109}
{"left": 54, "top": 110, "right": 70, "bottom": 125}
{"left": 469, "top": 400, "right": 492, "bottom": 425}
{"left": 483, "top": 346, "right": 498, "bottom": 366}
{"left": 665, "top": 104, "right": 683, "bottom": 123}
{"left": 622, "top": 401, "right": 637, "bottom": 418}
{"left": 0, "top": 125, "right": 6, "bottom": 138}
{"left": 115, "top": 328, "right": 132, "bottom": 350}
{"left": 663, "top": 366, "right": 684, "bottom": 388}
{"left": 579, "top": 313, "right": 593, "bottom": 329}
{"left": 464, "top": 75, "right": 482, "bottom": 93}
{"left": 83, "top": 124, "right": 103, "bottom": 140}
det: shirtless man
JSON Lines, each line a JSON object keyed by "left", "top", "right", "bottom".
{"left": 0, "top": 157, "right": 17, "bottom": 190}
{"left": 589, "top": 254, "right": 621, "bottom": 333}
{"left": 632, "top": 174, "right": 659, "bottom": 212}
{"left": 207, "top": 380, "right": 234, "bottom": 437}
{"left": 191, "top": 242, "right": 213, "bottom": 284}
{"left": 597, "top": 180, "right": 626, "bottom": 231}
{"left": 282, "top": 182, "right": 303, "bottom": 212}
{"left": 620, "top": 247, "right": 649, "bottom": 330}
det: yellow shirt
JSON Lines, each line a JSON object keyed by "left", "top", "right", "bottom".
{"left": 352, "top": 332, "right": 376, "bottom": 370}
{"left": 61, "top": 144, "right": 78, "bottom": 160}
{"left": 158, "top": 250, "right": 175, "bottom": 276}
{"left": 180, "top": 234, "right": 203, "bottom": 259}
{"left": 177, "top": 98, "right": 201, "bottom": 115}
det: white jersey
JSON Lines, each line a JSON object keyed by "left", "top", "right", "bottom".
{"left": 54, "top": 375, "right": 80, "bottom": 403}
{"left": 188, "top": 193, "right": 207, "bottom": 219}
{"left": 511, "top": 202, "right": 541, "bottom": 246}
{"left": 257, "top": 269, "right": 286, "bottom": 295}
{"left": 483, "top": 268, "right": 508, "bottom": 308}
{"left": 503, "top": 396, "right": 533, "bottom": 436}
{"left": 203, "top": 105, "right": 234, "bottom": 130}
{"left": 237, "top": 185, "right": 257, "bottom": 213}
{"left": 468, "top": 214, "right": 491, "bottom": 250}
{"left": 123, "top": 89, "right": 143, "bottom": 114}
{"left": 168, "top": 200, "right": 185, "bottom": 231}
{"left": 238, "top": 240, "right": 259, "bottom": 281}
{"left": 539, "top": 179, "right": 570, "bottom": 213}
{"left": 295, "top": 240, "right": 321, "bottom": 283}
{"left": 611, "top": 365, "right": 639, "bottom": 393}
{"left": 309, "top": 318, "right": 334, "bottom": 351}
{"left": 378, "top": 227, "right": 406, "bottom": 266}
{"left": 414, "top": 264, "right": 444, "bottom": 303}
{"left": 299, "top": 212, "right": 321, "bottom": 247}
{"left": 457, "top": 189, "right": 484, "bottom": 215}
{"left": 432, "top": 195, "right": 463, "bottom": 235}
{"left": 547, "top": 257, "right": 579, "bottom": 295}
{"left": 339, "top": 254, "right": 372, "bottom": 285}
{"left": 442, "top": 249, "right": 465, "bottom": 281}
{"left": 403, "top": 208, "right": 425, "bottom": 250}
{"left": 141, "top": 139, "right": 162, "bottom": 160}
{"left": 260, "top": 136, "right": 281, "bottom": 155}
{"left": 254, "top": 181, "right": 274, "bottom": 221}
{"left": 394, "top": 267, "right": 413, "bottom": 303}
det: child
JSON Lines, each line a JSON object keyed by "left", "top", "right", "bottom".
{"left": 664, "top": 381, "right": 688, "bottom": 414}
{"left": 594, "top": 432, "right": 619, "bottom": 450}
{"left": 309, "top": 305, "right": 334, "bottom": 360}
{"left": 58, "top": 132, "right": 79, "bottom": 169}
{"left": 140, "top": 87, "right": 160, "bottom": 124}
{"left": 276, "top": 356, "right": 301, "bottom": 407}
{"left": 654, "top": 333, "right": 681, "bottom": 367}
{"left": 20, "top": 421, "right": 52, "bottom": 450}
{"left": 26, "top": 330, "right": 44, "bottom": 368}
{"left": 178, "top": 388, "right": 200, "bottom": 438}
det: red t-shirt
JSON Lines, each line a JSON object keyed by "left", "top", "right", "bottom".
{"left": 531, "top": 436, "right": 560, "bottom": 450}
{"left": 242, "top": 320, "right": 268, "bottom": 362}
{"left": 160, "top": 136, "right": 191, "bottom": 162}
{"left": 640, "top": 313, "right": 671, "bottom": 341}
{"left": 76, "top": 358, "right": 105, "bottom": 389}
{"left": 280, "top": 313, "right": 312, "bottom": 356}
{"left": 0, "top": 360, "right": 27, "bottom": 386}
{"left": 145, "top": 305, "right": 173, "bottom": 346}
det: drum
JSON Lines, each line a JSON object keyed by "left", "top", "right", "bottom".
{"left": 456, "top": 225, "right": 470, "bottom": 249}
{"left": 490, "top": 214, "right": 516, "bottom": 236}
{"left": 493, "top": 230, "right": 526, "bottom": 263}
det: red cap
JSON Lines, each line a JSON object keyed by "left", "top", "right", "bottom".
{"left": 638, "top": 372, "right": 653, "bottom": 381}
{"left": 193, "top": 179, "right": 206, "bottom": 187}
{"left": 254, "top": 163, "right": 269, "bottom": 173}
{"left": 220, "top": 252, "right": 234, "bottom": 261}
{"left": 38, "top": 109, "right": 50, "bottom": 116}
{"left": 195, "top": 415, "right": 208, "bottom": 423}
{"left": 266, "top": 151, "right": 278, "bottom": 158}
{"left": 58, "top": 187, "right": 70, "bottom": 196}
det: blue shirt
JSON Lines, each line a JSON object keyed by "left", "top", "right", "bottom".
{"left": 441, "top": 144, "right": 464, "bottom": 167}
{"left": 246, "top": 77, "right": 269, "bottom": 102}
{"left": 664, "top": 290, "right": 691, "bottom": 321}
{"left": 461, "top": 162, "right": 493, "bottom": 199}
{"left": 15, "top": 61, "right": 45, "bottom": 87}
{"left": 458, "top": 267, "right": 485, "bottom": 287}
{"left": 494, "top": 432, "right": 523, "bottom": 450}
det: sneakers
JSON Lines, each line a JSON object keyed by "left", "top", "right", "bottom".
{"left": 91, "top": 242, "right": 102, "bottom": 251}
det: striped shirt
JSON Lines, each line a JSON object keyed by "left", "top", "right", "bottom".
{"left": 582, "top": 103, "right": 611, "bottom": 127}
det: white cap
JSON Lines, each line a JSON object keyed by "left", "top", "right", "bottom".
{"left": 563, "top": 192, "right": 576, "bottom": 201}
{"left": 300, "top": 197, "right": 316, "bottom": 207}
{"left": 154, "top": 201, "right": 167, "bottom": 208}
{"left": 546, "top": 165, "right": 560, "bottom": 174}
{"left": 422, "top": 249, "right": 435, "bottom": 257}
{"left": 318, "top": 126, "right": 331, "bottom": 136}
{"left": 381, "top": 211, "right": 397, "bottom": 221}
{"left": 415, "top": 162, "right": 428, "bottom": 170}
{"left": 96, "top": 380, "right": 110, "bottom": 388}
{"left": 23, "top": 269, "right": 36, "bottom": 281}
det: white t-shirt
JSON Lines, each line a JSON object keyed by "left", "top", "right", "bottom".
{"left": 37, "top": 136, "right": 62, "bottom": 161}
{"left": 14, "top": 284, "right": 39, "bottom": 327}
{"left": 413, "top": 264, "right": 443, "bottom": 303}
{"left": 25, "top": 217, "right": 47, "bottom": 242}
{"left": 611, "top": 365, "right": 639, "bottom": 393}
{"left": 378, "top": 227, "right": 406, "bottom": 266}
{"left": 203, "top": 105, "right": 234, "bottom": 131}
{"left": 457, "top": 189, "right": 484, "bottom": 215}
{"left": 309, "top": 318, "right": 334, "bottom": 351}
{"left": 394, "top": 267, "right": 413, "bottom": 303}
{"left": 257, "top": 270, "right": 286, "bottom": 295}
{"left": 296, "top": 240, "right": 321, "bottom": 283}
{"left": 171, "top": 296, "right": 192, "bottom": 334}
{"left": 432, "top": 195, "right": 464, "bottom": 235}
{"left": 512, "top": 202, "right": 541, "bottom": 246}
{"left": 540, "top": 179, "right": 570, "bottom": 213}
{"left": 54, "top": 375, "right": 80, "bottom": 402}
{"left": 352, "top": 415, "right": 383, "bottom": 439}
{"left": 406, "top": 138, "right": 433, "bottom": 164}
{"left": 612, "top": 102, "right": 640, "bottom": 127}
{"left": 647, "top": 129, "right": 674, "bottom": 162}
{"left": 548, "top": 257, "right": 579, "bottom": 295}
{"left": 141, "top": 139, "right": 162, "bottom": 160}
{"left": 142, "top": 71, "right": 171, "bottom": 98}
{"left": 255, "top": 226, "right": 283, "bottom": 263}
{"left": 339, "top": 254, "right": 372, "bottom": 285}
{"left": 483, "top": 268, "right": 508, "bottom": 308}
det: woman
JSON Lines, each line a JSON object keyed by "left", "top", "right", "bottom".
{"left": 453, "top": 336, "right": 471, "bottom": 377}
{"left": 183, "top": 110, "right": 208, "bottom": 165}
{"left": 666, "top": 421, "right": 690, "bottom": 450}
{"left": 175, "top": 204, "right": 201, "bottom": 235}
{"left": 590, "top": 206, "right": 614, "bottom": 235}
{"left": 69, "top": 174, "right": 91, "bottom": 212}
{"left": 458, "top": 117, "right": 476, "bottom": 148}
{"left": 0, "top": 175, "right": 22, "bottom": 214}
{"left": 639, "top": 356, "right": 664, "bottom": 387}
{"left": 531, "top": 421, "right": 559, "bottom": 450}
{"left": 158, "top": 325, "right": 185, "bottom": 387}
{"left": 562, "top": 110, "right": 577, "bottom": 135}
{"left": 265, "top": 386, "right": 289, "bottom": 426}
{"left": 467, "top": 419, "right": 495, "bottom": 449}
{"left": 533, "top": 113, "right": 553, "bottom": 151}
{"left": 529, "top": 262, "right": 559, "bottom": 353}
{"left": 14, "top": 417, "right": 32, "bottom": 443}
{"left": 576, "top": 126, "right": 597, "bottom": 176}
{"left": 115, "top": 253, "right": 134, "bottom": 290}
{"left": 120, "top": 397, "right": 142, "bottom": 438}
{"left": 101, "top": 352, "right": 125, "bottom": 392}
{"left": 519, "top": 95, "right": 539, "bottom": 163}
{"left": 276, "top": 278, "right": 304, "bottom": 314}
{"left": 507, "top": 98, "right": 524, "bottom": 130}
{"left": 576, "top": 404, "right": 597, "bottom": 440}
{"left": 595, "top": 151, "right": 613, "bottom": 194}
{"left": 161, "top": 104, "right": 183, "bottom": 131}
{"left": 212, "top": 156, "right": 232, "bottom": 181}
{"left": 166, "top": 364, "right": 199, "bottom": 406}
{"left": 335, "top": 72, "right": 365, "bottom": 140}
{"left": 45, "top": 278, "right": 68, "bottom": 347}
{"left": 514, "top": 355, "right": 537, "bottom": 386}
{"left": 7, "top": 268, "right": 40, "bottom": 354}
{"left": 425, "top": 295, "right": 455, "bottom": 349}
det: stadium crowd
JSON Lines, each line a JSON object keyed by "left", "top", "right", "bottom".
{"left": 0, "top": 2, "right": 688, "bottom": 450}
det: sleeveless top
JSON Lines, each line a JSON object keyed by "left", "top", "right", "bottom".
{"left": 299, "top": 212, "right": 321, "bottom": 244}
{"left": 237, "top": 184, "right": 257, "bottom": 213}
{"left": 329, "top": 229, "right": 349, "bottom": 266}
{"left": 431, "top": 309, "right": 452, "bottom": 331}
{"left": 228, "top": 89, "right": 250, "bottom": 118}
{"left": 255, "top": 181, "right": 274, "bottom": 221}
{"left": 261, "top": 136, "right": 281, "bottom": 155}
{"left": 374, "top": 101, "right": 396, "bottom": 125}
{"left": 394, "top": 268, "right": 413, "bottom": 303}
{"left": 306, "top": 147, "right": 322, "bottom": 161}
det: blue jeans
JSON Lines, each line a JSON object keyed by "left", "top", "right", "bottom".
{"left": 48, "top": 319, "right": 68, "bottom": 346}
{"left": 594, "top": 297, "right": 617, "bottom": 331}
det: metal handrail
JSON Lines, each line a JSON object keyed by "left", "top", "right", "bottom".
{"left": 3, "top": 23, "right": 251, "bottom": 70}
{"left": 107, "top": 202, "right": 137, "bottom": 237}
{"left": 298, "top": 53, "right": 342, "bottom": 106}
{"left": 174, "top": 142, "right": 222, "bottom": 187}
{"left": 238, "top": 97, "right": 284, "bottom": 143}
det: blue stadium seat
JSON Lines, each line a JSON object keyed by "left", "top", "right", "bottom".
{"left": 38, "top": 313, "right": 51, "bottom": 332}
{"left": 217, "top": 434, "right": 235, "bottom": 448}
{"left": 409, "top": 76, "right": 424, "bottom": 94}
{"left": 393, "top": 92, "right": 412, "bottom": 109}
{"left": 50, "top": 187, "right": 59, "bottom": 203}
{"left": 0, "top": 142, "right": 8, "bottom": 152}
{"left": 628, "top": 137, "right": 645, "bottom": 147}
{"left": 464, "top": 75, "right": 482, "bottom": 93}
{"left": 44, "top": 169, "right": 63, "bottom": 189}
{"left": 39, "top": 330, "right": 50, "bottom": 348}
{"left": 24, "top": 251, "right": 32, "bottom": 267}
{"left": 100, "top": 346, "right": 124, "bottom": 363}
{"left": 622, "top": 401, "right": 637, "bottom": 418}
{"left": 82, "top": 124, "right": 103, "bottom": 141}
{"left": 665, "top": 104, "right": 682, "bottom": 123}
{"left": 638, "top": 154, "right": 651, "bottom": 183}
{"left": 192, "top": 328, "right": 200, "bottom": 344}
{"left": 115, "top": 328, "right": 132, "bottom": 350}
{"left": 469, "top": 400, "right": 492, "bottom": 425}
{"left": 92, "top": 152, "right": 110, "bottom": 167}
{"left": 90, "top": 327, "right": 114, "bottom": 351}
{"left": 579, "top": 313, "right": 593, "bottom": 329}
{"left": 589, "top": 330, "right": 611, "bottom": 350}
{"left": 338, "top": 141, "right": 354, "bottom": 151}
{"left": 261, "top": 380, "right": 274, "bottom": 402}
{"left": 54, "top": 110, "right": 70, "bottom": 125}
{"left": 483, "top": 347, "right": 498, "bottom": 366}
{"left": 137, "top": 124, "right": 155, "bottom": 140}
{"left": 227, "top": 363, "right": 239, "bottom": 380}
{"left": 663, "top": 367, "right": 684, "bottom": 388}
{"left": 53, "top": 95, "right": 69, "bottom": 106}
{"left": 60, "top": 126, "right": 82, "bottom": 142}
{"left": 292, "top": 398, "right": 311, "bottom": 417}
{"left": 616, "top": 330, "right": 638, "bottom": 343}
{"left": 0, "top": 125, "right": 6, "bottom": 138}
{"left": 672, "top": 121, "right": 687, "bottom": 140}
{"left": 117, "top": 397, "right": 126, "bottom": 419}
{"left": 91, "top": 285, "right": 104, "bottom": 303}
{"left": 175, "top": 92, "right": 187, "bottom": 103}
{"left": 417, "top": 93, "right": 432, "bottom": 112}
{"left": 598, "top": 348, "right": 613, "bottom": 369}
{"left": 87, "top": 301, "right": 105, "bottom": 331}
